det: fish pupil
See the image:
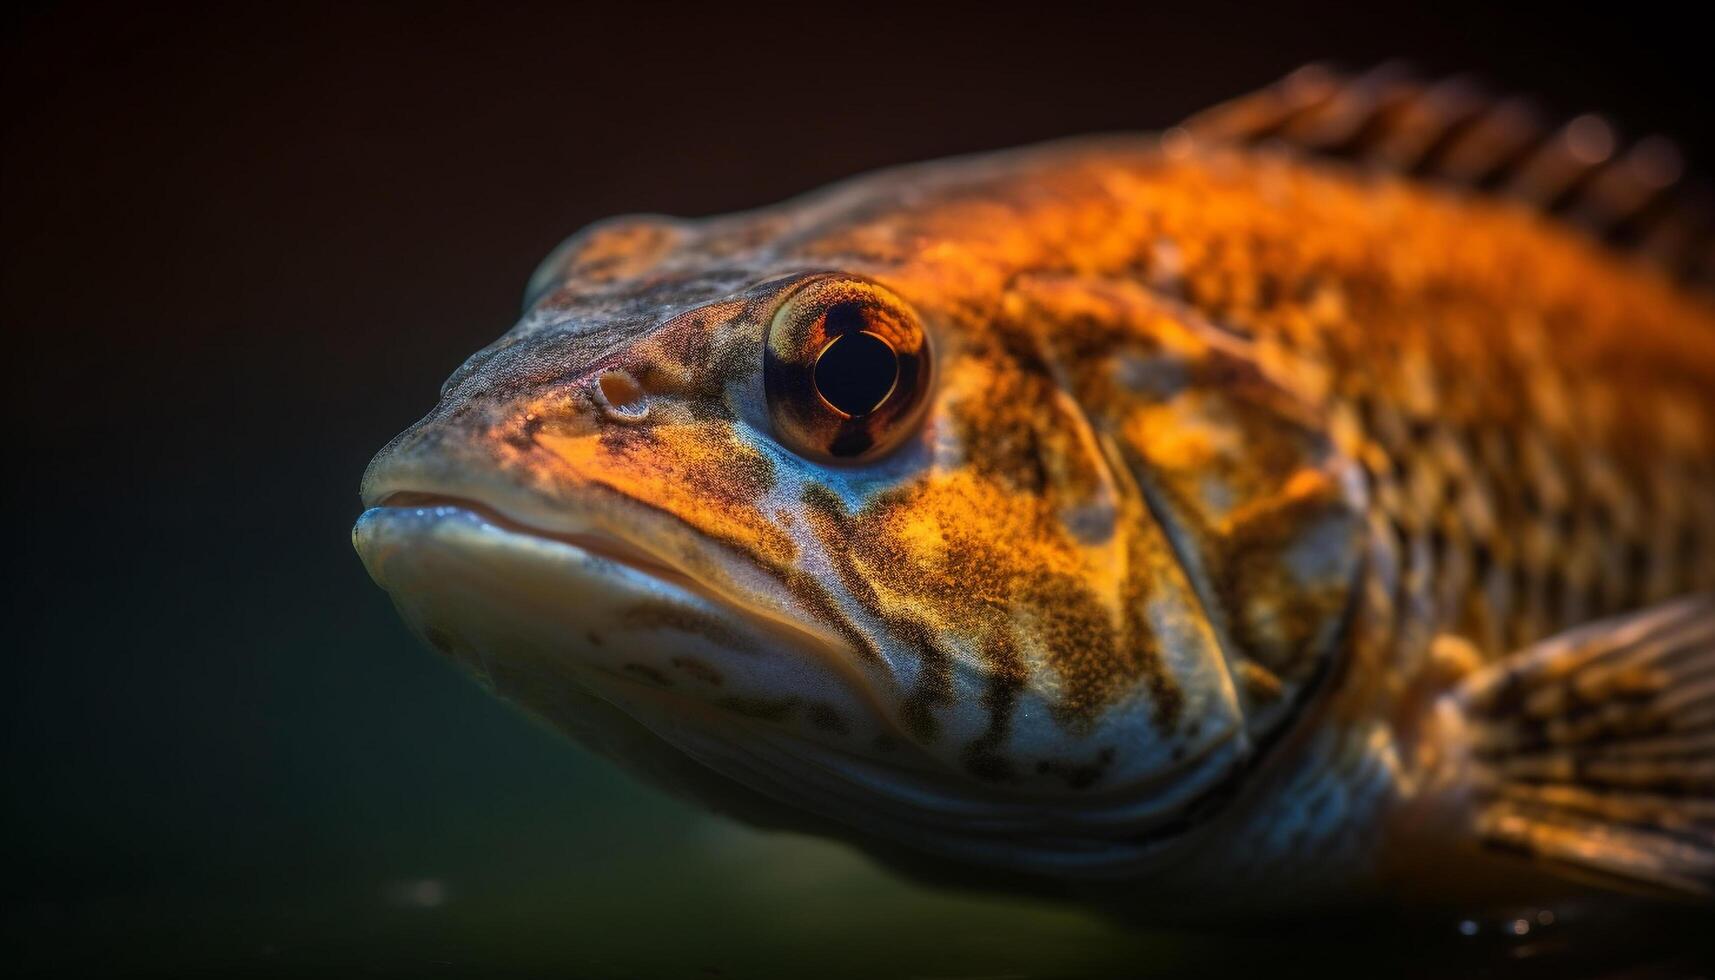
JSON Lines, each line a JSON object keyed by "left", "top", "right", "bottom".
{"left": 814, "top": 329, "right": 898, "bottom": 417}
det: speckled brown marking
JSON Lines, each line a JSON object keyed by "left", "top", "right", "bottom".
{"left": 595, "top": 416, "right": 664, "bottom": 457}
{"left": 893, "top": 614, "right": 954, "bottom": 743}
{"left": 800, "top": 485, "right": 885, "bottom": 613}
{"left": 621, "top": 601, "right": 757, "bottom": 654}
{"left": 623, "top": 663, "right": 672, "bottom": 687}
{"left": 718, "top": 695, "right": 799, "bottom": 723}
{"left": 782, "top": 569, "right": 883, "bottom": 668}
{"left": 535, "top": 412, "right": 796, "bottom": 573}
{"left": 804, "top": 450, "right": 1183, "bottom": 732}
{"left": 802, "top": 484, "right": 957, "bottom": 742}
{"left": 670, "top": 656, "right": 724, "bottom": 686}
{"left": 805, "top": 702, "right": 849, "bottom": 735}
{"left": 1035, "top": 747, "right": 1118, "bottom": 790}
{"left": 961, "top": 633, "right": 1026, "bottom": 781}
{"left": 945, "top": 339, "right": 1057, "bottom": 496}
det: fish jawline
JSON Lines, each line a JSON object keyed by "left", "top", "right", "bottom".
{"left": 364, "top": 490, "right": 853, "bottom": 659}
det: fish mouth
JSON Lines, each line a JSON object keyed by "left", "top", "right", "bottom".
{"left": 370, "top": 491, "right": 714, "bottom": 600}
{"left": 351, "top": 491, "right": 946, "bottom": 809}
{"left": 353, "top": 488, "right": 854, "bottom": 666}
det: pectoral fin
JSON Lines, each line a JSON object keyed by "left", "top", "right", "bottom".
{"left": 1435, "top": 596, "right": 1715, "bottom": 898}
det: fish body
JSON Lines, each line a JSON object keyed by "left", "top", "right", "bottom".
{"left": 355, "top": 69, "right": 1715, "bottom": 917}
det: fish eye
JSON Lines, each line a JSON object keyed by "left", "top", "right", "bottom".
{"left": 814, "top": 322, "right": 898, "bottom": 416}
{"left": 764, "top": 277, "right": 931, "bottom": 461}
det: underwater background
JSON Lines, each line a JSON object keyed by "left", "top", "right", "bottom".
{"left": 4, "top": 3, "right": 1712, "bottom": 976}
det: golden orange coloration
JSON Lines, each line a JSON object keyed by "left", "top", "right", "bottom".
{"left": 355, "top": 66, "right": 1715, "bottom": 919}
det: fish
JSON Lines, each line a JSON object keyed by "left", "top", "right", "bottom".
{"left": 353, "top": 65, "right": 1715, "bottom": 919}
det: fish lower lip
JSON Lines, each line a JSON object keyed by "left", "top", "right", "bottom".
{"left": 361, "top": 491, "right": 862, "bottom": 681}
{"left": 373, "top": 491, "right": 702, "bottom": 591}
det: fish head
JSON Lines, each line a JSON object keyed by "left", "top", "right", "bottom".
{"left": 356, "top": 162, "right": 1367, "bottom": 878}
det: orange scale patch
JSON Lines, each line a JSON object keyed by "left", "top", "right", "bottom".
{"left": 535, "top": 421, "right": 794, "bottom": 567}
{"left": 814, "top": 470, "right": 1171, "bottom": 729}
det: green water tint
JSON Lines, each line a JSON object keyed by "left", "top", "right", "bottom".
{"left": 8, "top": 752, "right": 1708, "bottom": 978}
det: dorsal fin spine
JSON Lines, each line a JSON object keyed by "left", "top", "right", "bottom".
{"left": 1180, "top": 63, "right": 1714, "bottom": 290}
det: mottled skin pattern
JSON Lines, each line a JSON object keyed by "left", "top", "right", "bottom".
{"left": 359, "top": 116, "right": 1715, "bottom": 914}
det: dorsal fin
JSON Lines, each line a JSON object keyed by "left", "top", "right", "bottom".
{"left": 1180, "top": 63, "right": 1715, "bottom": 289}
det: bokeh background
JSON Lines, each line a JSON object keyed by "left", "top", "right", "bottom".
{"left": 4, "top": 2, "right": 1711, "bottom": 976}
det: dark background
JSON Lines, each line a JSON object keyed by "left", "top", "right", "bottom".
{"left": 4, "top": 2, "right": 1711, "bottom": 977}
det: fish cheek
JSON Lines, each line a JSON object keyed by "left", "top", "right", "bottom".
{"left": 813, "top": 471, "right": 1163, "bottom": 742}
{"left": 1122, "top": 383, "right": 1364, "bottom": 691}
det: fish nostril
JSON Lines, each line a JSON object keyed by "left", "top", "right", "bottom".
{"left": 594, "top": 368, "right": 649, "bottom": 421}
